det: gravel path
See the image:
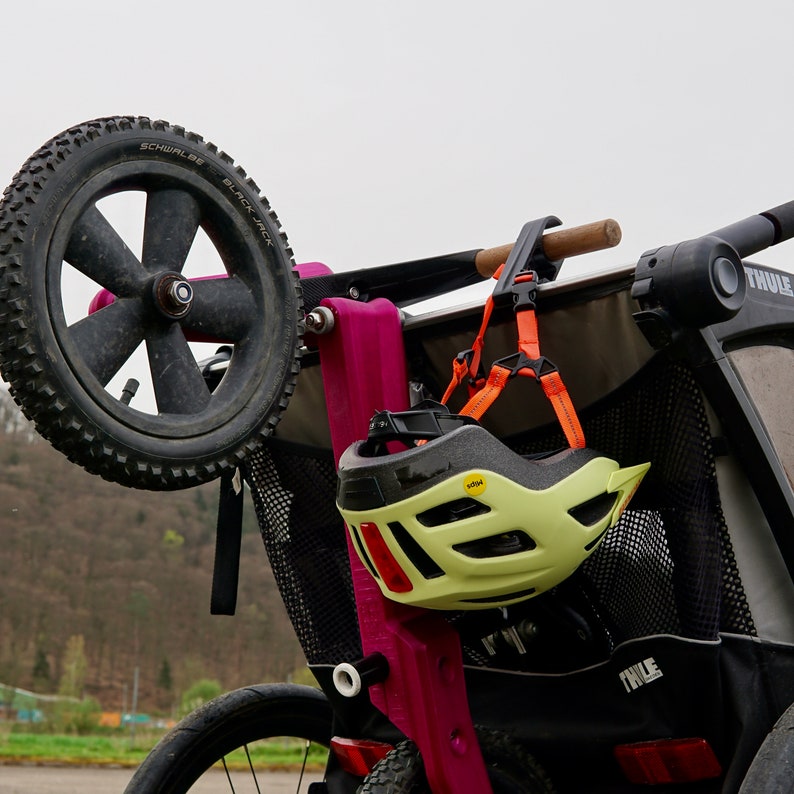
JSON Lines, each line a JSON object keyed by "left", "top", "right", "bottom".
{"left": 0, "top": 764, "right": 323, "bottom": 792}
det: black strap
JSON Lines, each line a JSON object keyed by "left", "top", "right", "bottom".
{"left": 210, "top": 468, "right": 244, "bottom": 615}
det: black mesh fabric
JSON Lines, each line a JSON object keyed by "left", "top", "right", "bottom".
{"left": 245, "top": 354, "right": 755, "bottom": 668}
{"left": 245, "top": 441, "right": 362, "bottom": 665}
{"left": 507, "top": 356, "right": 755, "bottom": 644}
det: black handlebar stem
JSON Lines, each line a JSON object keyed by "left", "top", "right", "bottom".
{"left": 632, "top": 199, "right": 794, "bottom": 343}
{"left": 709, "top": 199, "right": 794, "bottom": 257}
{"left": 760, "top": 200, "right": 794, "bottom": 246}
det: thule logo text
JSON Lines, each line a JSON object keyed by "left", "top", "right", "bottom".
{"left": 619, "top": 657, "right": 663, "bottom": 692}
{"left": 744, "top": 266, "right": 794, "bottom": 298}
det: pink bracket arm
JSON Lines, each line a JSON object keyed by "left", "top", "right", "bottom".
{"left": 317, "top": 296, "right": 492, "bottom": 794}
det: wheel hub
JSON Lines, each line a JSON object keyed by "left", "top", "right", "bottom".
{"left": 153, "top": 272, "right": 194, "bottom": 318}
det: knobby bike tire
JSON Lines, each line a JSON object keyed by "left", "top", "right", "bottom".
{"left": 358, "top": 728, "right": 555, "bottom": 793}
{"left": 124, "top": 683, "right": 333, "bottom": 794}
{"left": 0, "top": 115, "right": 303, "bottom": 490}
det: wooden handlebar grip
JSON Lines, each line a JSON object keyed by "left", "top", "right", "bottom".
{"left": 474, "top": 218, "right": 622, "bottom": 278}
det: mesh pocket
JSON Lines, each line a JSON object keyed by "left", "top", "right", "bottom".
{"left": 246, "top": 356, "right": 754, "bottom": 667}
{"left": 246, "top": 442, "right": 361, "bottom": 665}
{"left": 510, "top": 356, "right": 754, "bottom": 642}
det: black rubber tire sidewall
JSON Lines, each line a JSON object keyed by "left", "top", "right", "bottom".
{"left": 738, "top": 700, "right": 794, "bottom": 793}
{"left": 0, "top": 116, "right": 302, "bottom": 489}
{"left": 123, "top": 683, "right": 332, "bottom": 794}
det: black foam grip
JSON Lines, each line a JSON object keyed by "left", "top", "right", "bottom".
{"left": 709, "top": 214, "right": 776, "bottom": 259}
{"left": 760, "top": 200, "right": 794, "bottom": 246}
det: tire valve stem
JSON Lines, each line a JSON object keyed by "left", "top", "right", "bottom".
{"left": 120, "top": 378, "right": 140, "bottom": 406}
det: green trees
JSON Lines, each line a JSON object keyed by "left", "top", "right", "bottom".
{"left": 180, "top": 679, "right": 223, "bottom": 716}
{"left": 32, "top": 648, "right": 52, "bottom": 693}
{"left": 0, "top": 391, "right": 305, "bottom": 716}
{"left": 58, "top": 635, "right": 88, "bottom": 699}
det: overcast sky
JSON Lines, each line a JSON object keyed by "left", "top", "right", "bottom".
{"left": 2, "top": 0, "right": 794, "bottom": 407}
{"left": 3, "top": 0, "right": 794, "bottom": 275}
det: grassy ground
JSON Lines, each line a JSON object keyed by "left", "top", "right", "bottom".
{"left": 0, "top": 732, "right": 148, "bottom": 767}
{"left": 0, "top": 730, "right": 326, "bottom": 770}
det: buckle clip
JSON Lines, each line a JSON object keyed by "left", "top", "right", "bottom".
{"left": 454, "top": 348, "right": 485, "bottom": 386}
{"left": 493, "top": 351, "right": 558, "bottom": 380}
{"left": 492, "top": 215, "right": 562, "bottom": 307}
{"left": 455, "top": 348, "right": 475, "bottom": 367}
{"left": 511, "top": 273, "right": 538, "bottom": 311}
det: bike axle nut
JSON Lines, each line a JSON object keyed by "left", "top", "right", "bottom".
{"left": 153, "top": 272, "right": 194, "bottom": 318}
{"left": 305, "top": 306, "right": 335, "bottom": 334}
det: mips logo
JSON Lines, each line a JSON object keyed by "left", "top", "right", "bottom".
{"left": 463, "top": 473, "right": 487, "bottom": 496}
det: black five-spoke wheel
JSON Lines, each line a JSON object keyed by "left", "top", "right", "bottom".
{"left": 0, "top": 116, "right": 302, "bottom": 489}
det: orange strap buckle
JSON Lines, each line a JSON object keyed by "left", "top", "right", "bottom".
{"left": 440, "top": 265, "right": 586, "bottom": 450}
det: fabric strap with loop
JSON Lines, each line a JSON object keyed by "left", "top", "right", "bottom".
{"left": 439, "top": 267, "right": 586, "bottom": 449}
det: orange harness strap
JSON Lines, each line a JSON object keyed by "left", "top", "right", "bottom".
{"left": 439, "top": 357, "right": 471, "bottom": 406}
{"left": 458, "top": 365, "right": 511, "bottom": 421}
{"left": 442, "top": 269, "right": 586, "bottom": 449}
{"left": 439, "top": 292, "right": 496, "bottom": 404}
{"left": 539, "top": 370, "right": 585, "bottom": 449}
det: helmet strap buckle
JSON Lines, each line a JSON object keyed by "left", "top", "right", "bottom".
{"left": 491, "top": 215, "right": 563, "bottom": 307}
{"left": 438, "top": 216, "right": 586, "bottom": 448}
{"left": 493, "top": 351, "right": 558, "bottom": 381}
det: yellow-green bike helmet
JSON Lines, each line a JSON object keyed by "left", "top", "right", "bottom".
{"left": 337, "top": 404, "right": 649, "bottom": 611}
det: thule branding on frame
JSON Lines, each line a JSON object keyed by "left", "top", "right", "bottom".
{"left": 744, "top": 265, "right": 794, "bottom": 298}
{"left": 619, "top": 657, "right": 663, "bottom": 692}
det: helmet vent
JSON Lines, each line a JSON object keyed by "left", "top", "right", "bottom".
{"left": 387, "top": 521, "right": 445, "bottom": 580}
{"left": 568, "top": 492, "right": 618, "bottom": 527}
{"left": 584, "top": 527, "right": 610, "bottom": 552}
{"left": 416, "top": 498, "right": 491, "bottom": 528}
{"left": 461, "top": 587, "right": 536, "bottom": 605}
{"left": 337, "top": 476, "right": 386, "bottom": 510}
{"left": 453, "top": 530, "right": 536, "bottom": 559}
{"left": 349, "top": 524, "right": 380, "bottom": 580}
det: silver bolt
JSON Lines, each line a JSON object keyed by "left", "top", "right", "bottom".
{"left": 155, "top": 274, "right": 194, "bottom": 318}
{"left": 348, "top": 285, "right": 361, "bottom": 300}
{"left": 167, "top": 280, "right": 193, "bottom": 308}
{"left": 304, "top": 306, "right": 335, "bottom": 334}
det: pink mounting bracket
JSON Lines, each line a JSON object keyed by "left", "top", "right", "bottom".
{"left": 317, "top": 296, "right": 492, "bottom": 794}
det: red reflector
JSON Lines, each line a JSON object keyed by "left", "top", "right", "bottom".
{"left": 615, "top": 738, "right": 722, "bottom": 784}
{"left": 360, "top": 522, "right": 413, "bottom": 593}
{"left": 331, "top": 736, "right": 394, "bottom": 776}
